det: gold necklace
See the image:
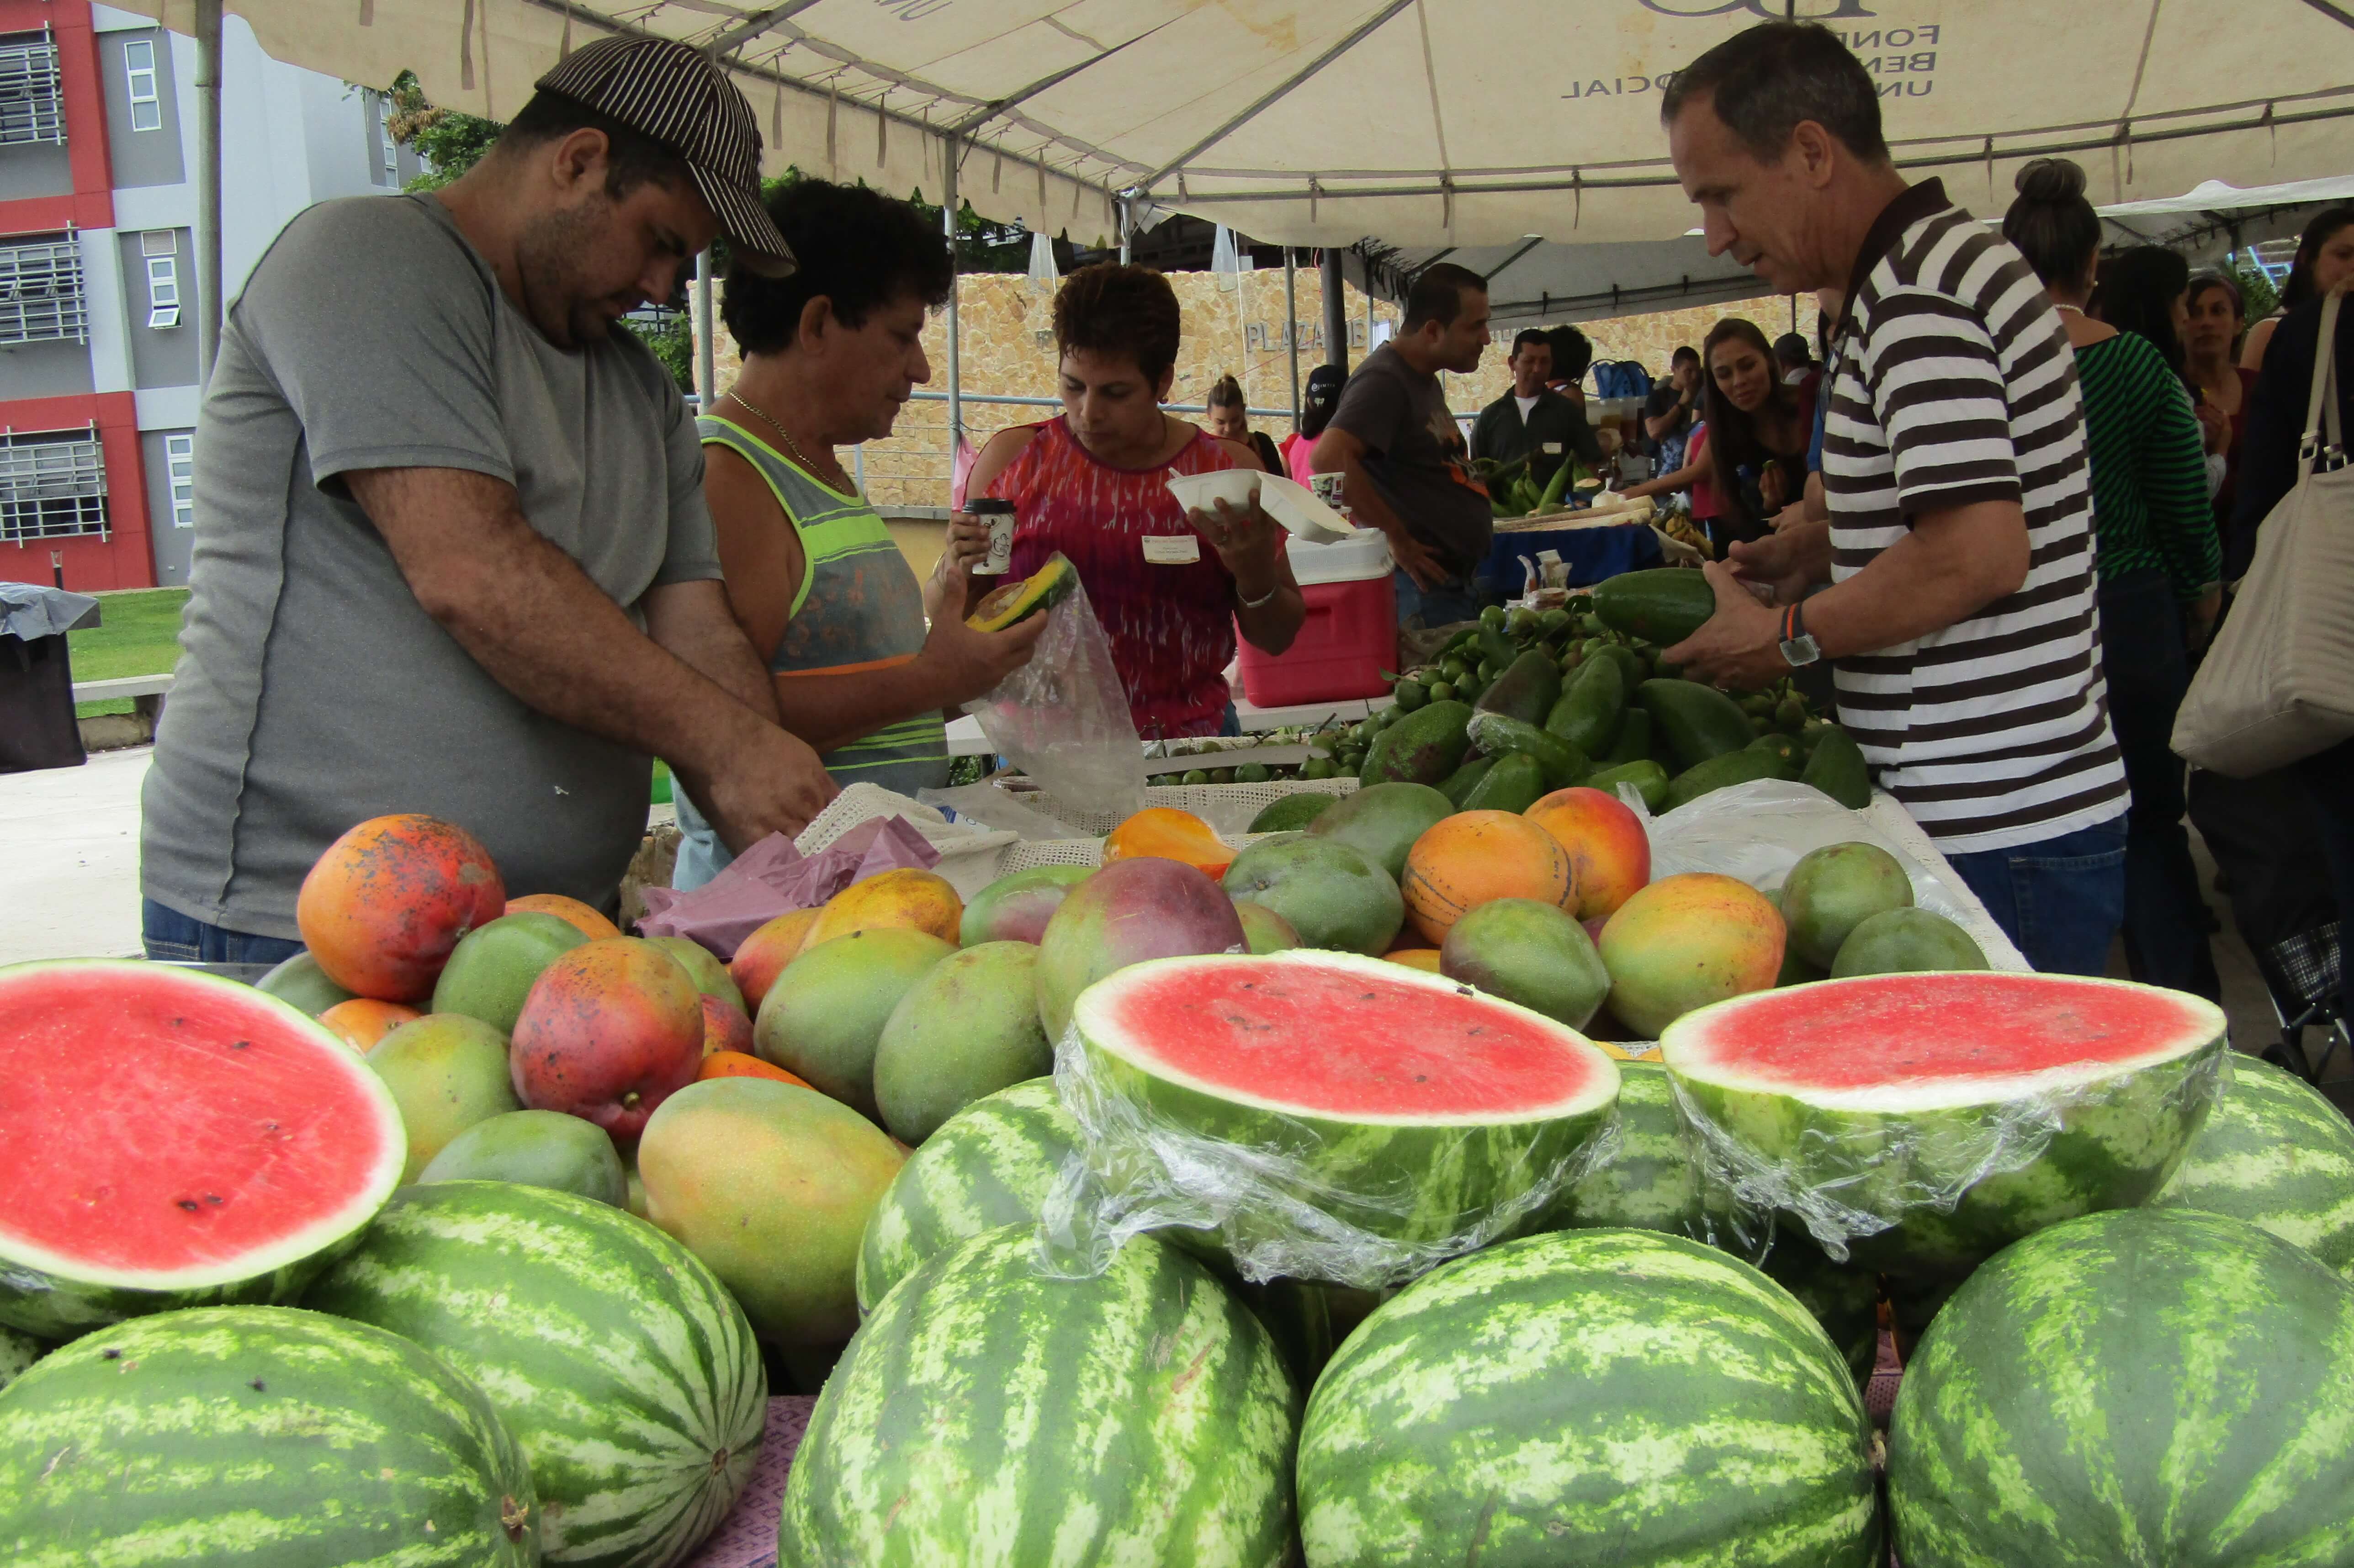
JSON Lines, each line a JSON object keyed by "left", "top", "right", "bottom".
{"left": 730, "top": 392, "right": 849, "bottom": 489}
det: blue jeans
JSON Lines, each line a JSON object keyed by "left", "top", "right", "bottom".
{"left": 1944, "top": 817, "right": 2128, "bottom": 976}
{"left": 141, "top": 898, "right": 306, "bottom": 968}
{"left": 2098, "top": 570, "right": 2221, "bottom": 1000}
{"left": 1393, "top": 568, "right": 1484, "bottom": 631}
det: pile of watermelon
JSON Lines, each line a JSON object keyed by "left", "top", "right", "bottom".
{"left": 9, "top": 794, "right": 2354, "bottom": 1568}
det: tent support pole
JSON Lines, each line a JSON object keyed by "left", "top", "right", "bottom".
{"left": 943, "top": 133, "right": 964, "bottom": 463}
{"left": 695, "top": 247, "right": 716, "bottom": 406}
{"left": 1321, "top": 248, "right": 1347, "bottom": 375}
{"left": 194, "top": 0, "right": 222, "bottom": 383}
{"left": 1284, "top": 248, "right": 1301, "bottom": 431}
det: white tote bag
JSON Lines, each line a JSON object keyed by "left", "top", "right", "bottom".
{"left": 2173, "top": 290, "right": 2354, "bottom": 777}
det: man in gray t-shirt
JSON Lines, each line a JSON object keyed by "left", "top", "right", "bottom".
{"left": 141, "top": 37, "right": 835, "bottom": 958}
{"left": 1309, "top": 262, "right": 1495, "bottom": 628}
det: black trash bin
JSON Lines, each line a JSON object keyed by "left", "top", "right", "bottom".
{"left": 0, "top": 582, "right": 98, "bottom": 773}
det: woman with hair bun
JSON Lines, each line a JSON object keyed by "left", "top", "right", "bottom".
{"left": 2002, "top": 157, "right": 2221, "bottom": 1001}
{"left": 1204, "top": 373, "right": 1283, "bottom": 475}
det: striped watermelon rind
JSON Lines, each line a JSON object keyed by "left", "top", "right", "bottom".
{"left": 0, "top": 1304, "right": 540, "bottom": 1566}
{"left": 0, "top": 1325, "right": 40, "bottom": 1392}
{"left": 1065, "top": 951, "right": 1622, "bottom": 1286}
{"left": 303, "top": 1181, "right": 766, "bottom": 1568}
{"left": 855, "top": 1077, "right": 1079, "bottom": 1314}
{"left": 1661, "top": 972, "right": 2228, "bottom": 1272}
{"left": 0, "top": 960, "right": 409, "bottom": 1339}
{"left": 782, "top": 1224, "right": 1299, "bottom": 1567}
{"left": 1298, "top": 1227, "right": 1881, "bottom": 1566}
{"left": 2149, "top": 1054, "right": 2354, "bottom": 1276}
{"left": 1889, "top": 1207, "right": 2354, "bottom": 1565}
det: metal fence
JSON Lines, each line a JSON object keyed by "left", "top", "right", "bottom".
{"left": 0, "top": 233, "right": 86, "bottom": 345}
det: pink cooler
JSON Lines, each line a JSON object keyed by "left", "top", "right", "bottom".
{"left": 1237, "top": 533, "right": 1397, "bottom": 706}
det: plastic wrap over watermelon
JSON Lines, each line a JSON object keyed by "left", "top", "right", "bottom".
{"left": 1659, "top": 973, "right": 2230, "bottom": 1277}
{"left": 1039, "top": 952, "right": 1625, "bottom": 1289}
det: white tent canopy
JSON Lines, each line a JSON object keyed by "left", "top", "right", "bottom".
{"left": 120, "top": 0, "right": 2354, "bottom": 251}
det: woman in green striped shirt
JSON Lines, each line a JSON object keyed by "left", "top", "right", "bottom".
{"left": 2004, "top": 162, "right": 2222, "bottom": 1001}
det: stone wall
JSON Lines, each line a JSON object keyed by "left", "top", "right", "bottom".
{"left": 700, "top": 275, "right": 1823, "bottom": 511}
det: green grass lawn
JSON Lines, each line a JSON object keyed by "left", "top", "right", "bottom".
{"left": 67, "top": 588, "right": 189, "bottom": 716}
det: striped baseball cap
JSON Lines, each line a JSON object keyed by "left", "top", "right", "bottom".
{"left": 536, "top": 35, "right": 795, "bottom": 278}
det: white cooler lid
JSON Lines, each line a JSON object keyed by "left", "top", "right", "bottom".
{"left": 1286, "top": 531, "right": 1394, "bottom": 585}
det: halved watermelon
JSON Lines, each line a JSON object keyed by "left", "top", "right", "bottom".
{"left": 0, "top": 961, "right": 407, "bottom": 1338}
{"left": 1066, "top": 950, "right": 1621, "bottom": 1284}
{"left": 1661, "top": 972, "right": 2227, "bottom": 1274}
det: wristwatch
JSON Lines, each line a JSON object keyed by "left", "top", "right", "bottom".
{"left": 1779, "top": 601, "right": 1822, "bottom": 667}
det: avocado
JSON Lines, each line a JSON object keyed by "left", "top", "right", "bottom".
{"left": 1471, "top": 648, "right": 1563, "bottom": 728}
{"left": 1439, "top": 756, "right": 1495, "bottom": 807}
{"left": 1583, "top": 759, "right": 1670, "bottom": 813}
{"left": 1663, "top": 746, "right": 1790, "bottom": 810}
{"left": 1636, "top": 678, "right": 1761, "bottom": 772}
{"left": 1358, "top": 699, "right": 1474, "bottom": 788}
{"left": 1591, "top": 567, "right": 1719, "bottom": 646}
{"left": 1801, "top": 724, "right": 1873, "bottom": 809}
{"left": 1465, "top": 712, "right": 1590, "bottom": 791}
{"left": 1600, "top": 707, "right": 1652, "bottom": 767}
{"left": 1458, "top": 752, "right": 1548, "bottom": 813}
{"left": 1546, "top": 654, "right": 1625, "bottom": 758}
{"left": 966, "top": 550, "right": 1078, "bottom": 631}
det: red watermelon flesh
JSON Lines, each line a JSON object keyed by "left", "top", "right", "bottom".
{"left": 1091, "top": 955, "right": 1612, "bottom": 1122}
{"left": 1666, "top": 972, "right": 2224, "bottom": 1108}
{"left": 1661, "top": 972, "right": 2229, "bottom": 1272}
{"left": 0, "top": 961, "right": 406, "bottom": 1338}
{"left": 1068, "top": 952, "right": 1622, "bottom": 1273}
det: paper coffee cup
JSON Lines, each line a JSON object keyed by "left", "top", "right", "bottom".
{"left": 970, "top": 500, "right": 1015, "bottom": 575}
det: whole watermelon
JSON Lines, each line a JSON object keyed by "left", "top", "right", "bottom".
{"left": 1298, "top": 1228, "right": 1881, "bottom": 1566}
{"left": 0, "top": 1305, "right": 539, "bottom": 1565}
{"left": 1546, "top": 1060, "right": 1880, "bottom": 1384}
{"left": 1891, "top": 1208, "right": 2354, "bottom": 1566}
{"left": 783, "top": 1225, "right": 1299, "bottom": 1566}
{"left": 855, "top": 1077, "right": 1079, "bottom": 1313}
{"left": 305, "top": 1181, "right": 765, "bottom": 1568}
{"left": 2148, "top": 1054, "right": 2354, "bottom": 1276}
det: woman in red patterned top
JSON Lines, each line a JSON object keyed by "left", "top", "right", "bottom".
{"left": 960, "top": 264, "right": 1305, "bottom": 738}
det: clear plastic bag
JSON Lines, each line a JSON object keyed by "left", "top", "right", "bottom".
{"left": 1665, "top": 1031, "right": 2227, "bottom": 1271}
{"left": 1035, "top": 1025, "right": 1623, "bottom": 1290}
{"left": 1633, "top": 778, "right": 2020, "bottom": 968}
{"left": 962, "top": 577, "right": 1147, "bottom": 822}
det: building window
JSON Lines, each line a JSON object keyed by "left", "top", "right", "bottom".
{"left": 0, "top": 31, "right": 65, "bottom": 145}
{"left": 124, "top": 37, "right": 162, "bottom": 132}
{"left": 165, "top": 433, "right": 195, "bottom": 529}
{"left": 142, "top": 232, "right": 180, "bottom": 330}
{"left": 0, "top": 233, "right": 88, "bottom": 344}
{"left": 370, "top": 89, "right": 401, "bottom": 186}
{"left": 0, "top": 427, "right": 108, "bottom": 544}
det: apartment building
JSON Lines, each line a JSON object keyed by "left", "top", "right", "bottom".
{"left": 0, "top": 0, "right": 414, "bottom": 592}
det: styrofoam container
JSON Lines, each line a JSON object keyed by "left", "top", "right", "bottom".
{"left": 1284, "top": 530, "right": 1393, "bottom": 585}
{"left": 1166, "top": 467, "right": 1263, "bottom": 515}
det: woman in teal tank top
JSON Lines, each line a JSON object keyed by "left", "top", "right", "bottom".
{"left": 673, "top": 180, "right": 1045, "bottom": 889}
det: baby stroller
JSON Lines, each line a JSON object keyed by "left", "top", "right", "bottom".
{"left": 2258, "top": 920, "right": 2348, "bottom": 1087}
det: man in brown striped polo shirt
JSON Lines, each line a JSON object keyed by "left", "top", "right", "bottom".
{"left": 1652, "top": 21, "right": 2127, "bottom": 976}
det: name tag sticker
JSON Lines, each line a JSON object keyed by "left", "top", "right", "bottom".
{"left": 1143, "top": 535, "right": 1201, "bottom": 565}
{"left": 1542, "top": 441, "right": 1564, "bottom": 455}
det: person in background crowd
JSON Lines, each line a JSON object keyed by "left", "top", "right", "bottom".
{"left": 1282, "top": 363, "right": 1347, "bottom": 487}
{"left": 2092, "top": 244, "right": 2228, "bottom": 498}
{"left": 1546, "top": 323, "right": 1596, "bottom": 406}
{"left": 1773, "top": 329, "right": 1820, "bottom": 400}
{"left": 966, "top": 263, "right": 1304, "bottom": 739}
{"left": 2185, "top": 271, "right": 2262, "bottom": 559}
{"left": 140, "top": 37, "right": 838, "bottom": 964}
{"left": 1643, "top": 345, "right": 1703, "bottom": 475}
{"left": 1205, "top": 374, "right": 1284, "bottom": 476}
{"left": 1618, "top": 318, "right": 1812, "bottom": 552}
{"left": 2235, "top": 288, "right": 2354, "bottom": 1032}
{"left": 1659, "top": 21, "right": 2127, "bottom": 977}
{"left": 673, "top": 179, "right": 1044, "bottom": 889}
{"left": 2241, "top": 206, "right": 2354, "bottom": 371}
{"left": 1311, "top": 261, "right": 1495, "bottom": 627}
{"left": 1470, "top": 329, "right": 1603, "bottom": 492}
{"left": 2003, "top": 160, "right": 2221, "bottom": 1001}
